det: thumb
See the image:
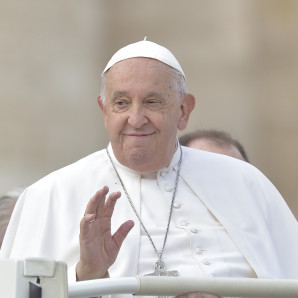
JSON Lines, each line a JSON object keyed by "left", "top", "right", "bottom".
{"left": 112, "top": 220, "right": 134, "bottom": 248}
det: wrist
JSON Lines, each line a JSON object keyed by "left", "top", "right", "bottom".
{"left": 75, "top": 262, "right": 109, "bottom": 281}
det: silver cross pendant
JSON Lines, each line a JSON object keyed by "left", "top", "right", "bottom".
{"left": 144, "top": 255, "right": 178, "bottom": 298}
{"left": 145, "top": 259, "right": 178, "bottom": 298}
{"left": 145, "top": 259, "right": 178, "bottom": 277}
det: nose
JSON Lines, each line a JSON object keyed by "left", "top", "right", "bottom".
{"left": 127, "top": 104, "right": 148, "bottom": 128}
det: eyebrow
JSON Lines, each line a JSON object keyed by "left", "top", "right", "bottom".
{"left": 112, "top": 91, "right": 166, "bottom": 100}
{"left": 144, "top": 92, "right": 165, "bottom": 100}
{"left": 112, "top": 91, "right": 129, "bottom": 99}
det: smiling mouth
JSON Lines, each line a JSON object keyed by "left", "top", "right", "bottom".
{"left": 126, "top": 132, "right": 155, "bottom": 137}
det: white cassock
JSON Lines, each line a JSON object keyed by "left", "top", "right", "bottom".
{"left": 1, "top": 144, "right": 298, "bottom": 298}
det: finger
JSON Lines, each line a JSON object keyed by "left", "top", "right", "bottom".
{"left": 84, "top": 213, "right": 96, "bottom": 223}
{"left": 84, "top": 186, "right": 109, "bottom": 218}
{"left": 112, "top": 220, "right": 134, "bottom": 249}
{"left": 103, "top": 191, "right": 121, "bottom": 219}
{"left": 93, "top": 186, "right": 110, "bottom": 219}
{"left": 79, "top": 213, "right": 96, "bottom": 240}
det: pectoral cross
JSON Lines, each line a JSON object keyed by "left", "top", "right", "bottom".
{"left": 145, "top": 257, "right": 178, "bottom": 298}
{"left": 145, "top": 257, "right": 178, "bottom": 277}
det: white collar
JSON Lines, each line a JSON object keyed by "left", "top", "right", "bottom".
{"left": 106, "top": 141, "right": 182, "bottom": 175}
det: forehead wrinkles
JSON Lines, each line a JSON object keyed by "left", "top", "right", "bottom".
{"left": 111, "top": 90, "right": 167, "bottom": 100}
{"left": 103, "top": 59, "right": 184, "bottom": 107}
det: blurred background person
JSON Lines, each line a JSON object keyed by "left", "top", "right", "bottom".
{"left": 0, "top": 187, "right": 24, "bottom": 248}
{"left": 179, "top": 129, "right": 249, "bottom": 162}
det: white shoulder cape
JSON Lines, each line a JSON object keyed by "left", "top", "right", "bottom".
{"left": 1, "top": 146, "right": 298, "bottom": 279}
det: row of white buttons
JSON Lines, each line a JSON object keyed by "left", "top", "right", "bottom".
{"left": 180, "top": 222, "right": 211, "bottom": 267}
{"left": 179, "top": 219, "right": 200, "bottom": 234}
{"left": 161, "top": 174, "right": 214, "bottom": 272}
{"left": 195, "top": 248, "right": 211, "bottom": 268}
{"left": 178, "top": 219, "right": 210, "bottom": 265}
{"left": 159, "top": 169, "right": 215, "bottom": 277}
{"left": 159, "top": 169, "right": 175, "bottom": 193}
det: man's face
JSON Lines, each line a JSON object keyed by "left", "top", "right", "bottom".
{"left": 99, "top": 57, "right": 194, "bottom": 172}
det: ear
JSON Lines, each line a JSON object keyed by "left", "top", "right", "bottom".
{"left": 97, "top": 95, "right": 104, "bottom": 111}
{"left": 97, "top": 95, "right": 108, "bottom": 129}
{"left": 178, "top": 93, "right": 195, "bottom": 131}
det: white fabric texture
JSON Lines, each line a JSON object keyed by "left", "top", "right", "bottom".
{"left": 110, "top": 146, "right": 256, "bottom": 279}
{"left": 1, "top": 144, "right": 298, "bottom": 298}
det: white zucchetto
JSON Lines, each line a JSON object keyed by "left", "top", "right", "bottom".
{"left": 102, "top": 38, "right": 185, "bottom": 79}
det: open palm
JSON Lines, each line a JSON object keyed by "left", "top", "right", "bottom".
{"left": 76, "top": 186, "right": 134, "bottom": 280}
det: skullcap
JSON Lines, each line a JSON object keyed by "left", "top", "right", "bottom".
{"left": 102, "top": 38, "right": 185, "bottom": 79}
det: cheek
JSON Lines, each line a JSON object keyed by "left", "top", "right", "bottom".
{"left": 101, "top": 106, "right": 109, "bottom": 130}
{"left": 103, "top": 114, "right": 108, "bottom": 130}
{"left": 106, "top": 113, "right": 126, "bottom": 132}
{"left": 149, "top": 112, "right": 166, "bottom": 130}
{"left": 157, "top": 116, "right": 177, "bottom": 137}
{"left": 165, "top": 107, "right": 181, "bottom": 128}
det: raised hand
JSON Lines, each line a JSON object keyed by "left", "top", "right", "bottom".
{"left": 76, "top": 186, "right": 134, "bottom": 280}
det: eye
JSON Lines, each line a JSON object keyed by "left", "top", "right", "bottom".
{"left": 147, "top": 99, "right": 158, "bottom": 104}
{"left": 115, "top": 99, "right": 127, "bottom": 106}
{"left": 113, "top": 98, "right": 129, "bottom": 111}
{"left": 145, "top": 98, "right": 163, "bottom": 108}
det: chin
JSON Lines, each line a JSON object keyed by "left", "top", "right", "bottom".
{"left": 129, "top": 151, "right": 150, "bottom": 164}
{"left": 126, "top": 152, "right": 154, "bottom": 171}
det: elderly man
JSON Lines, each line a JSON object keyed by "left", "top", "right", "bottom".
{"left": 1, "top": 40, "right": 298, "bottom": 298}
